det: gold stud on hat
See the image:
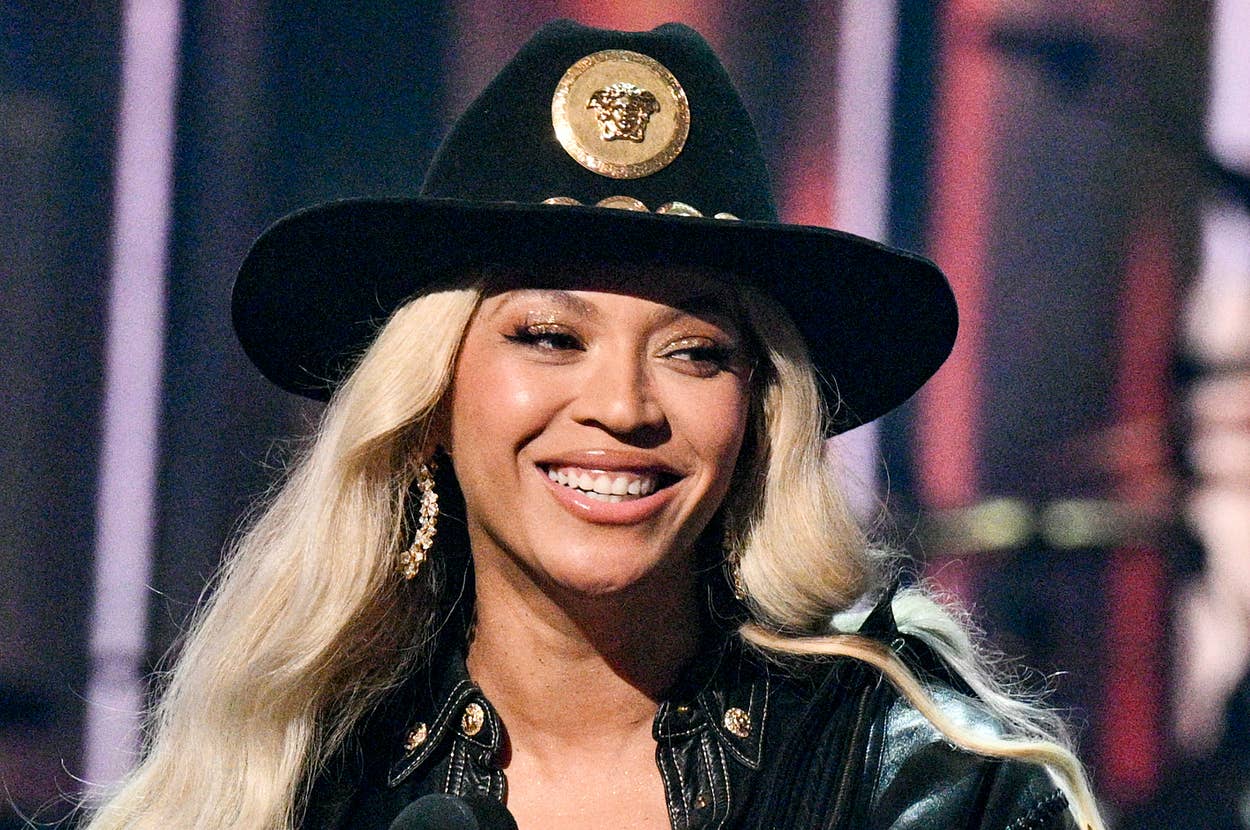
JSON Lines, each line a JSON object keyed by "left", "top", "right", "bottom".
{"left": 552, "top": 49, "right": 690, "bottom": 180}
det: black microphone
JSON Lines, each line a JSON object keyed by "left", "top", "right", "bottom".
{"left": 387, "top": 793, "right": 519, "bottom": 830}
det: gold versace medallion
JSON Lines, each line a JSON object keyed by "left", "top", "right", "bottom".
{"left": 403, "top": 722, "right": 428, "bottom": 753}
{"left": 461, "top": 702, "right": 485, "bottom": 737}
{"left": 723, "top": 706, "right": 752, "bottom": 738}
{"left": 552, "top": 49, "right": 690, "bottom": 180}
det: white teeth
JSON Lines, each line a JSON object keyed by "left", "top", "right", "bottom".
{"left": 547, "top": 466, "right": 664, "bottom": 501}
{"left": 583, "top": 491, "right": 628, "bottom": 503}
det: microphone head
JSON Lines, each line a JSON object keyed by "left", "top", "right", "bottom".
{"left": 387, "top": 793, "right": 518, "bottom": 830}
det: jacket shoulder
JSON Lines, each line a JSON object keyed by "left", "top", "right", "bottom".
{"left": 868, "top": 684, "right": 1078, "bottom": 830}
{"left": 739, "top": 647, "right": 1080, "bottom": 830}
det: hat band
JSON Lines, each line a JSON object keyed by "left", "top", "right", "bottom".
{"left": 542, "top": 195, "right": 739, "bottom": 220}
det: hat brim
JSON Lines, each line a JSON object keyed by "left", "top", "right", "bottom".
{"left": 232, "top": 198, "right": 957, "bottom": 430}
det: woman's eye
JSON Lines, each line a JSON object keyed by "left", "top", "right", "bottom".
{"left": 671, "top": 346, "right": 730, "bottom": 363}
{"left": 662, "top": 339, "right": 736, "bottom": 372}
{"left": 505, "top": 325, "right": 583, "bottom": 351}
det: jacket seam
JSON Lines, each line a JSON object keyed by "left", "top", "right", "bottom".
{"left": 443, "top": 744, "right": 456, "bottom": 794}
{"left": 659, "top": 743, "right": 688, "bottom": 829}
{"left": 714, "top": 738, "right": 731, "bottom": 828}
{"left": 863, "top": 693, "right": 896, "bottom": 817}
{"left": 827, "top": 668, "right": 878, "bottom": 826}
{"left": 672, "top": 742, "right": 691, "bottom": 816}
{"left": 697, "top": 733, "right": 713, "bottom": 827}
{"left": 749, "top": 670, "right": 769, "bottom": 766}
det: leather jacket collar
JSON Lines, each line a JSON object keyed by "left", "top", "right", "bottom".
{"left": 304, "top": 584, "right": 1077, "bottom": 830}
{"left": 384, "top": 633, "right": 774, "bottom": 829}
{"left": 385, "top": 582, "right": 908, "bottom": 798}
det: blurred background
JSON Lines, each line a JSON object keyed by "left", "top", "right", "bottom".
{"left": 2, "top": 0, "right": 1247, "bottom": 826}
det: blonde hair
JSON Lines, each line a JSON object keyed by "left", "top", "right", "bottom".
{"left": 85, "top": 288, "right": 482, "bottom": 828}
{"left": 729, "top": 285, "right": 1102, "bottom": 828}
{"left": 85, "top": 280, "right": 1103, "bottom": 829}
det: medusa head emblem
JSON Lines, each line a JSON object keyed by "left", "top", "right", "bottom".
{"left": 586, "top": 82, "right": 661, "bottom": 142}
{"left": 552, "top": 50, "right": 688, "bottom": 178}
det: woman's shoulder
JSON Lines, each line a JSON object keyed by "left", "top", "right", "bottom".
{"left": 867, "top": 680, "right": 1077, "bottom": 829}
{"left": 741, "top": 617, "right": 1080, "bottom": 829}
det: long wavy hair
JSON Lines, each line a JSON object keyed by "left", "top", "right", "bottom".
{"left": 84, "top": 279, "right": 1103, "bottom": 829}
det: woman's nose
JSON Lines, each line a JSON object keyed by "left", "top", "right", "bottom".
{"left": 569, "top": 352, "right": 669, "bottom": 443}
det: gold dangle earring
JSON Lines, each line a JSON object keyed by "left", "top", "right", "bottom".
{"left": 398, "top": 461, "right": 439, "bottom": 580}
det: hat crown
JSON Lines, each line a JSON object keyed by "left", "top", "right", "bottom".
{"left": 234, "top": 20, "right": 955, "bottom": 426}
{"left": 421, "top": 20, "right": 778, "bottom": 222}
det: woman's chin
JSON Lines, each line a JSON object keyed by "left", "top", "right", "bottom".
{"left": 541, "top": 567, "right": 656, "bottom": 599}
{"left": 531, "top": 551, "right": 674, "bottom": 601}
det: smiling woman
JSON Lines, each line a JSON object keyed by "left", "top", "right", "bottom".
{"left": 452, "top": 276, "right": 751, "bottom": 601}
{"left": 84, "top": 19, "right": 1103, "bottom": 830}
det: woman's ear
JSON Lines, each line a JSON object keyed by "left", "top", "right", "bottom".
{"left": 423, "top": 397, "right": 453, "bottom": 460}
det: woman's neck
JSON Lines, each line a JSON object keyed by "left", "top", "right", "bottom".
{"left": 465, "top": 556, "right": 705, "bottom": 758}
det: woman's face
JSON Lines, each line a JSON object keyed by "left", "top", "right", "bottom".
{"left": 446, "top": 268, "right": 754, "bottom": 598}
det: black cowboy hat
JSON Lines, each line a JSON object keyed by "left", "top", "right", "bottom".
{"left": 233, "top": 19, "right": 957, "bottom": 431}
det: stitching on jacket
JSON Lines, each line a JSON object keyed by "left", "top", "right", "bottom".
{"left": 657, "top": 698, "right": 709, "bottom": 739}
{"left": 672, "top": 743, "right": 691, "bottom": 813}
{"left": 751, "top": 669, "right": 770, "bottom": 765}
{"left": 697, "top": 732, "right": 717, "bottom": 826}
{"left": 1005, "top": 789, "right": 1070, "bottom": 830}
{"left": 658, "top": 744, "right": 687, "bottom": 828}
{"left": 424, "top": 680, "right": 475, "bottom": 746}
{"left": 443, "top": 743, "right": 457, "bottom": 794}
{"left": 388, "top": 680, "right": 477, "bottom": 786}
{"left": 714, "top": 738, "right": 732, "bottom": 828}
{"left": 701, "top": 685, "right": 761, "bottom": 768}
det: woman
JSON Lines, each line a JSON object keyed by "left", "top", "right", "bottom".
{"left": 87, "top": 20, "right": 1103, "bottom": 830}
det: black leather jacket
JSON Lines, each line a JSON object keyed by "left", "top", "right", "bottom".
{"left": 302, "top": 598, "right": 1079, "bottom": 829}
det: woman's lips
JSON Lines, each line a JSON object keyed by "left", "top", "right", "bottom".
{"left": 537, "top": 464, "right": 677, "bottom": 523}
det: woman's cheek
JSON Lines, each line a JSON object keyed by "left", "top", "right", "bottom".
{"left": 458, "top": 362, "right": 559, "bottom": 447}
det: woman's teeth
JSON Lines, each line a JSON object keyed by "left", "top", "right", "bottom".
{"left": 546, "top": 466, "right": 659, "bottom": 502}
